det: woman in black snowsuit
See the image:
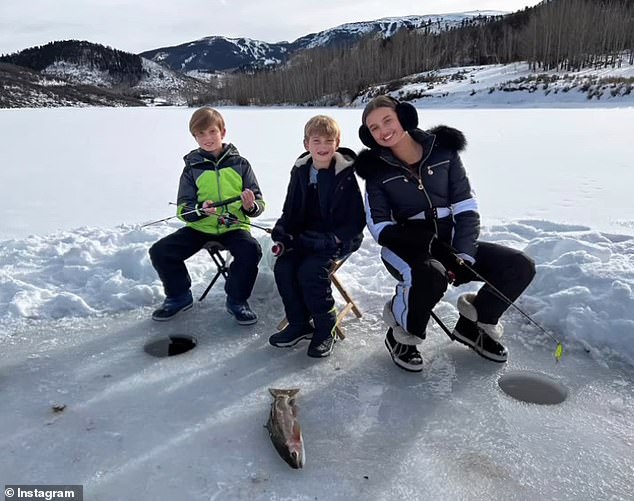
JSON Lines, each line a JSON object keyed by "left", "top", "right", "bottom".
{"left": 355, "top": 96, "right": 535, "bottom": 372}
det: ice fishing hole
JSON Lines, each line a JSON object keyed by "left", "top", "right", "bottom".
{"left": 498, "top": 371, "right": 567, "bottom": 405}
{"left": 144, "top": 335, "right": 197, "bottom": 357}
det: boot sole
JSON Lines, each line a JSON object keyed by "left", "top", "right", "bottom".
{"left": 269, "top": 333, "right": 313, "bottom": 348}
{"left": 307, "top": 342, "right": 334, "bottom": 358}
{"left": 384, "top": 339, "right": 423, "bottom": 372}
{"left": 226, "top": 308, "right": 258, "bottom": 325}
{"left": 452, "top": 331, "right": 508, "bottom": 363}
{"left": 151, "top": 303, "right": 193, "bottom": 322}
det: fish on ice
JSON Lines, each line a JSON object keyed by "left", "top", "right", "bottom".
{"left": 265, "top": 388, "right": 305, "bottom": 469}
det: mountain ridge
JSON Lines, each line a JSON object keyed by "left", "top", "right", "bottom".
{"left": 140, "top": 11, "right": 505, "bottom": 74}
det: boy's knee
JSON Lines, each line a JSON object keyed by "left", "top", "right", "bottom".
{"left": 149, "top": 241, "right": 164, "bottom": 264}
{"left": 233, "top": 237, "right": 262, "bottom": 263}
{"left": 247, "top": 238, "right": 263, "bottom": 260}
{"left": 274, "top": 255, "right": 295, "bottom": 280}
{"left": 297, "top": 262, "right": 330, "bottom": 286}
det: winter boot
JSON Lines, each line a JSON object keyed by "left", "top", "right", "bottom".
{"left": 307, "top": 310, "right": 337, "bottom": 358}
{"left": 226, "top": 296, "right": 258, "bottom": 325}
{"left": 269, "top": 322, "right": 314, "bottom": 347}
{"left": 452, "top": 293, "right": 507, "bottom": 363}
{"left": 382, "top": 301, "right": 424, "bottom": 372}
{"left": 152, "top": 291, "right": 193, "bottom": 321}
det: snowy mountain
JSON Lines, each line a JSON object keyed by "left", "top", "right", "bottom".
{"left": 0, "top": 40, "right": 207, "bottom": 107}
{"left": 141, "top": 11, "right": 504, "bottom": 74}
{"left": 40, "top": 57, "right": 206, "bottom": 105}
{"left": 0, "top": 62, "right": 144, "bottom": 108}
{"left": 141, "top": 36, "right": 290, "bottom": 74}
{"left": 292, "top": 12, "right": 504, "bottom": 50}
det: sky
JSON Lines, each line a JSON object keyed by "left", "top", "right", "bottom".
{"left": 0, "top": 0, "right": 542, "bottom": 55}
{"left": 0, "top": 106, "right": 632, "bottom": 500}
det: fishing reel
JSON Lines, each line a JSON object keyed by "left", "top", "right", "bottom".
{"left": 218, "top": 214, "right": 239, "bottom": 227}
{"left": 271, "top": 242, "right": 285, "bottom": 257}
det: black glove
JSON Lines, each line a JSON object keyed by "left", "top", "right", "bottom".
{"left": 271, "top": 227, "right": 294, "bottom": 254}
{"left": 447, "top": 263, "right": 476, "bottom": 286}
{"left": 297, "top": 230, "right": 338, "bottom": 252}
{"left": 431, "top": 240, "right": 476, "bottom": 285}
{"left": 378, "top": 222, "right": 435, "bottom": 253}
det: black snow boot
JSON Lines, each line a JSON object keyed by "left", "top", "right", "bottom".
{"left": 452, "top": 293, "right": 508, "bottom": 363}
{"left": 307, "top": 310, "right": 337, "bottom": 358}
{"left": 384, "top": 327, "right": 424, "bottom": 372}
{"left": 269, "top": 322, "right": 314, "bottom": 347}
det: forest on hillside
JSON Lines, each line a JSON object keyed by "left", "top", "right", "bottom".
{"left": 209, "top": 0, "right": 634, "bottom": 105}
{"left": 0, "top": 40, "right": 145, "bottom": 86}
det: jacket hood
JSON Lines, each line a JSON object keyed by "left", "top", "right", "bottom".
{"left": 294, "top": 147, "right": 357, "bottom": 176}
{"left": 355, "top": 126, "right": 466, "bottom": 180}
{"left": 184, "top": 143, "right": 241, "bottom": 167}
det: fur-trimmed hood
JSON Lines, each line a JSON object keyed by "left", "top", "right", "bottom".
{"left": 355, "top": 126, "right": 466, "bottom": 180}
{"left": 294, "top": 146, "right": 356, "bottom": 175}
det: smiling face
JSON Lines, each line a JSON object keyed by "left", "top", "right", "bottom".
{"left": 304, "top": 134, "right": 339, "bottom": 169}
{"left": 194, "top": 125, "right": 226, "bottom": 155}
{"left": 364, "top": 107, "right": 407, "bottom": 149}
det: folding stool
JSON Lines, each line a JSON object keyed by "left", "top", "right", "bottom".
{"left": 198, "top": 241, "right": 230, "bottom": 301}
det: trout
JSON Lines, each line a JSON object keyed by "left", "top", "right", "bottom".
{"left": 265, "top": 388, "right": 305, "bottom": 469}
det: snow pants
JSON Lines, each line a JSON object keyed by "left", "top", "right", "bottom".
{"left": 381, "top": 241, "right": 536, "bottom": 338}
{"left": 149, "top": 226, "right": 262, "bottom": 301}
{"left": 274, "top": 250, "right": 338, "bottom": 323}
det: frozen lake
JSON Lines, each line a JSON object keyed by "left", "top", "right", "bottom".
{"left": 0, "top": 106, "right": 632, "bottom": 500}
{"left": 1, "top": 106, "right": 633, "bottom": 239}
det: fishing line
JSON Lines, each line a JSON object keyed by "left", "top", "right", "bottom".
{"left": 453, "top": 253, "right": 564, "bottom": 361}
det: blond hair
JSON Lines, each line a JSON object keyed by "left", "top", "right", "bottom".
{"left": 189, "top": 107, "right": 225, "bottom": 135}
{"left": 304, "top": 115, "right": 341, "bottom": 141}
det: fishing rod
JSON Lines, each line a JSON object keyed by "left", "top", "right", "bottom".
{"left": 141, "top": 196, "right": 243, "bottom": 228}
{"left": 430, "top": 311, "right": 454, "bottom": 340}
{"left": 206, "top": 211, "right": 289, "bottom": 257}
{"left": 168, "top": 195, "right": 243, "bottom": 209}
{"left": 140, "top": 207, "right": 199, "bottom": 227}
{"left": 207, "top": 211, "right": 273, "bottom": 234}
{"left": 450, "top": 251, "right": 564, "bottom": 361}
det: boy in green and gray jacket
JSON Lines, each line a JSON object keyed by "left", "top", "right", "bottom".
{"left": 149, "top": 107, "right": 265, "bottom": 324}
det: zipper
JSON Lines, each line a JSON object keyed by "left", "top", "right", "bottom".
{"left": 425, "top": 160, "right": 450, "bottom": 176}
{"left": 213, "top": 149, "right": 232, "bottom": 209}
{"left": 416, "top": 139, "right": 436, "bottom": 190}
{"left": 379, "top": 136, "right": 437, "bottom": 191}
{"left": 382, "top": 175, "right": 407, "bottom": 184}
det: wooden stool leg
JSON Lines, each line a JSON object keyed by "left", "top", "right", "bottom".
{"left": 331, "top": 275, "right": 362, "bottom": 318}
{"left": 335, "top": 325, "right": 345, "bottom": 341}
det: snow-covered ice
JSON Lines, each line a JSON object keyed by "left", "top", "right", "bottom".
{"left": 0, "top": 107, "right": 632, "bottom": 500}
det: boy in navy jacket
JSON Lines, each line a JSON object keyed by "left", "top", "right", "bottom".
{"left": 269, "top": 115, "right": 365, "bottom": 358}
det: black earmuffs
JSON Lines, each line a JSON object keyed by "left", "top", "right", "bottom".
{"left": 358, "top": 97, "right": 419, "bottom": 148}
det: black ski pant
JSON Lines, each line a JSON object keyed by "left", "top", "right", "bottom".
{"left": 274, "top": 249, "right": 338, "bottom": 323}
{"left": 149, "top": 226, "right": 262, "bottom": 301}
{"left": 382, "top": 241, "right": 535, "bottom": 338}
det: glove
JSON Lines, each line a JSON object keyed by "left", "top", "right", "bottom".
{"left": 378, "top": 222, "right": 434, "bottom": 253}
{"left": 431, "top": 240, "right": 476, "bottom": 285}
{"left": 297, "top": 230, "right": 339, "bottom": 252}
{"left": 447, "top": 263, "right": 475, "bottom": 286}
{"left": 271, "top": 227, "right": 294, "bottom": 254}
